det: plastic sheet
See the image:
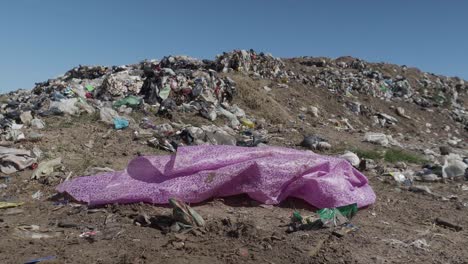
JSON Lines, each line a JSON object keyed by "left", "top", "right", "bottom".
{"left": 57, "top": 145, "right": 376, "bottom": 208}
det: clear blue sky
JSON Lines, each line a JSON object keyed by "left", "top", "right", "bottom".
{"left": 1, "top": 0, "right": 467, "bottom": 92}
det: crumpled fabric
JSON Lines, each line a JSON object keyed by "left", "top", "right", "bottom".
{"left": 57, "top": 145, "right": 376, "bottom": 208}
{"left": 0, "top": 147, "right": 36, "bottom": 174}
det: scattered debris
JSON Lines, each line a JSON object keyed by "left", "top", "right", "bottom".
{"left": 31, "top": 158, "right": 62, "bottom": 180}
{"left": 0, "top": 146, "right": 36, "bottom": 174}
{"left": 434, "top": 217, "right": 462, "bottom": 231}
{"left": 24, "top": 255, "right": 56, "bottom": 264}
{"left": 0, "top": 202, "right": 24, "bottom": 209}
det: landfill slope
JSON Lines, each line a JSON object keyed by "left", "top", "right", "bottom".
{"left": 0, "top": 50, "right": 467, "bottom": 264}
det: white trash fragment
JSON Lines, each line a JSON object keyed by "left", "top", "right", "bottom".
{"left": 50, "top": 98, "right": 80, "bottom": 115}
{"left": 31, "top": 158, "right": 62, "bottom": 180}
{"left": 340, "top": 151, "right": 360, "bottom": 167}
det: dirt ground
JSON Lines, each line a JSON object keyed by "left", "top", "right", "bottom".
{"left": 1, "top": 66, "right": 467, "bottom": 263}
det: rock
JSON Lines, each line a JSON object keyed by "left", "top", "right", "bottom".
{"left": 19, "top": 111, "right": 33, "bottom": 125}
{"left": 447, "top": 139, "right": 458, "bottom": 147}
{"left": 434, "top": 217, "right": 462, "bottom": 231}
{"left": 377, "top": 113, "right": 398, "bottom": 124}
{"left": 30, "top": 118, "right": 46, "bottom": 129}
{"left": 263, "top": 86, "right": 272, "bottom": 92}
{"left": 439, "top": 146, "right": 451, "bottom": 155}
{"left": 5, "top": 129, "right": 25, "bottom": 142}
{"left": 277, "top": 83, "right": 289, "bottom": 89}
{"left": 409, "top": 185, "right": 432, "bottom": 194}
{"left": 237, "top": 247, "right": 249, "bottom": 257}
{"left": 27, "top": 132, "right": 43, "bottom": 142}
{"left": 317, "top": 141, "right": 331, "bottom": 150}
{"left": 308, "top": 106, "right": 319, "bottom": 117}
{"left": 421, "top": 174, "right": 439, "bottom": 182}
{"left": 442, "top": 154, "right": 468, "bottom": 178}
{"left": 396, "top": 107, "right": 411, "bottom": 119}
{"left": 172, "top": 241, "right": 185, "bottom": 250}
{"left": 300, "top": 135, "right": 327, "bottom": 150}
{"left": 364, "top": 132, "right": 389, "bottom": 146}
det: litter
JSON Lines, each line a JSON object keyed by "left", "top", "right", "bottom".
{"left": 434, "top": 217, "right": 462, "bottom": 231}
{"left": 31, "top": 158, "right": 62, "bottom": 180}
{"left": 24, "top": 256, "right": 56, "bottom": 264}
{"left": 169, "top": 198, "right": 205, "bottom": 231}
{"left": 113, "top": 95, "right": 141, "bottom": 108}
{"left": 85, "top": 84, "right": 95, "bottom": 92}
{"left": 0, "top": 201, "right": 24, "bottom": 209}
{"left": 79, "top": 230, "right": 99, "bottom": 238}
{"left": 57, "top": 145, "right": 376, "bottom": 208}
{"left": 340, "top": 151, "right": 360, "bottom": 167}
{"left": 14, "top": 225, "right": 62, "bottom": 239}
{"left": 49, "top": 98, "right": 80, "bottom": 115}
{"left": 32, "top": 191, "right": 43, "bottom": 200}
{"left": 99, "top": 107, "right": 120, "bottom": 125}
{"left": 332, "top": 223, "right": 359, "bottom": 237}
{"left": 383, "top": 238, "right": 430, "bottom": 251}
{"left": 317, "top": 203, "right": 357, "bottom": 227}
{"left": 113, "top": 117, "right": 129, "bottom": 129}
{"left": 0, "top": 146, "right": 36, "bottom": 174}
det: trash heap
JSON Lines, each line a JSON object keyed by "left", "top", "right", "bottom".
{"left": 0, "top": 50, "right": 296, "bottom": 153}
{"left": 297, "top": 56, "right": 467, "bottom": 129}
{"left": 215, "top": 49, "right": 294, "bottom": 80}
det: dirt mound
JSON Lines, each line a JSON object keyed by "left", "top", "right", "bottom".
{"left": 0, "top": 49, "right": 467, "bottom": 263}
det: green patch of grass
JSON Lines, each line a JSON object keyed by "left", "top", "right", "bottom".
{"left": 383, "top": 148, "right": 428, "bottom": 164}
{"left": 353, "top": 148, "right": 384, "bottom": 160}
{"left": 351, "top": 147, "right": 428, "bottom": 165}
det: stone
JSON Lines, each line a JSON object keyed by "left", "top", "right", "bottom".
{"left": 442, "top": 154, "right": 468, "bottom": 178}
{"left": 364, "top": 132, "right": 389, "bottom": 146}
{"left": 308, "top": 106, "right": 319, "bottom": 117}
{"left": 439, "top": 146, "right": 451, "bottom": 155}
{"left": 19, "top": 111, "right": 33, "bottom": 125}
{"left": 30, "top": 118, "right": 46, "bottom": 129}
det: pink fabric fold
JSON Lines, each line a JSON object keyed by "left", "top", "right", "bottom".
{"left": 57, "top": 145, "right": 376, "bottom": 208}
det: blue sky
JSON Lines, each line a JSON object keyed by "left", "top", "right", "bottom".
{"left": 1, "top": 0, "right": 467, "bottom": 92}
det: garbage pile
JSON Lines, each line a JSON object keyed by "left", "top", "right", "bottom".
{"left": 215, "top": 49, "right": 294, "bottom": 80}
{"left": 297, "top": 56, "right": 467, "bottom": 129}
{"left": 0, "top": 50, "right": 297, "bottom": 152}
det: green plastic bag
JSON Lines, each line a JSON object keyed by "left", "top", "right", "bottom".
{"left": 113, "top": 96, "right": 141, "bottom": 108}
{"left": 317, "top": 203, "right": 358, "bottom": 227}
{"left": 85, "top": 85, "right": 95, "bottom": 92}
{"left": 159, "top": 85, "right": 171, "bottom": 100}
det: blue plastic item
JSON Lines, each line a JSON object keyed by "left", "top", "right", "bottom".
{"left": 113, "top": 117, "right": 129, "bottom": 129}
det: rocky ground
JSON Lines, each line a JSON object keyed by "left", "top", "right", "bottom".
{"left": 0, "top": 50, "right": 467, "bottom": 263}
